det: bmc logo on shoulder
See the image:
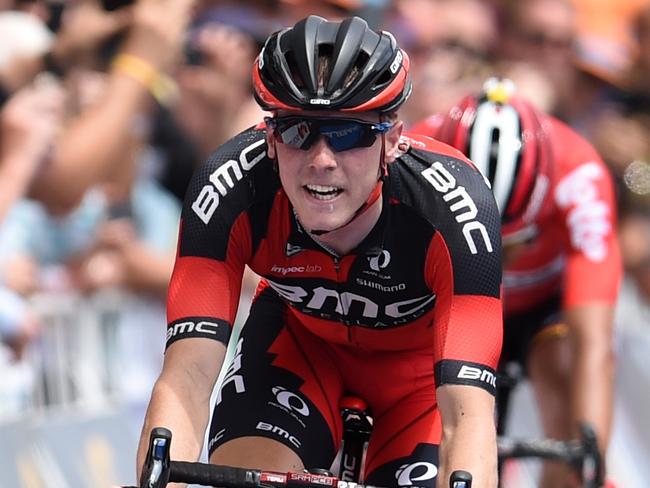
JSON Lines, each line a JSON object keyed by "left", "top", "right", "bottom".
{"left": 421, "top": 162, "right": 493, "bottom": 255}
{"left": 192, "top": 140, "right": 266, "bottom": 224}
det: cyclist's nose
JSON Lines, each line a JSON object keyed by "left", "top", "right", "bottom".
{"left": 308, "top": 136, "right": 338, "bottom": 170}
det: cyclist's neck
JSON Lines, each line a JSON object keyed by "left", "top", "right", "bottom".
{"left": 310, "top": 196, "right": 383, "bottom": 256}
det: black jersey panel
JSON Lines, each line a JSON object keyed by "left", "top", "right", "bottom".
{"left": 179, "top": 128, "right": 280, "bottom": 261}
{"left": 390, "top": 148, "right": 502, "bottom": 298}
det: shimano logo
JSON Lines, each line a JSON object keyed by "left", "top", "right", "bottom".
{"left": 192, "top": 139, "right": 266, "bottom": 224}
{"left": 271, "top": 264, "right": 322, "bottom": 275}
{"left": 356, "top": 278, "right": 406, "bottom": 292}
{"left": 421, "top": 162, "right": 493, "bottom": 254}
{"left": 395, "top": 462, "right": 438, "bottom": 486}
{"left": 256, "top": 421, "right": 301, "bottom": 448}
{"left": 457, "top": 365, "right": 497, "bottom": 388}
{"left": 390, "top": 50, "right": 403, "bottom": 74}
{"left": 310, "top": 98, "right": 331, "bottom": 105}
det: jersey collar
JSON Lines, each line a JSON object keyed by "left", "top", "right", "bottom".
{"left": 285, "top": 189, "right": 390, "bottom": 258}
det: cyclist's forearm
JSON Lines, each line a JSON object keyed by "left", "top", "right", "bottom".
{"left": 136, "top": 377, "right": 212, "bottom": 482}
{"left": 567, "top": 305, "right": 615, "bottom": 451}
{"left": 439, "top": 418, "right": 497, "bottom": 488}
{"left": 437, "top": 385, "right": 498, "bottom": 488}
{"left": 136, "top": 341, "right": 227, "bottom": 484}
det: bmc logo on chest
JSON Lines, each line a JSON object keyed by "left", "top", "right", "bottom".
{"left": 192, "top": 140, "right": 266, "bottom": 224}
{"left": 421, "top": 162, "right": 493, "bottom": 255}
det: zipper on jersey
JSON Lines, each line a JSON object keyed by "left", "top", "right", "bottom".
{"left": 313, "top": 242, "right": 355, "bottom": 345}
{"left": 327, "top": 254, "right": 354, "bottom": 345}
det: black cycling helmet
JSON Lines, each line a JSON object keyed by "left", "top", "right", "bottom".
{"left": 253, "top": 15, "right": 412, "bottom": 114}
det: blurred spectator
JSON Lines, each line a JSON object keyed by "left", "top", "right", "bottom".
{"left": 571, "top": 0, "right": 649, "bottom": 85}
{"left": 497, "top": 0, "right": 579, "bottom": 117}
{"left": 0, "top": 76, "right": 64, "bottom": 222}
{"left": 397, "top": 0, "right": 498, "bottom": 124}
{"left": 623, "top": 5, "right": 650, "bottom": 105}
{"left": 174, "top": 4, "right": 273, "bottom": 160}
{"left": 616, "top": 210, "right": 650, "bottom": 335}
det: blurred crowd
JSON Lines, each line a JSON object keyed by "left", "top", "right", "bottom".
{"left": 0, "top": 0, "right": 649, "bottom": 415}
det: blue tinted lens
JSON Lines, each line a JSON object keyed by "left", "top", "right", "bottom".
{"left": 320, "top": 122, "right": 369, "bottom": 152}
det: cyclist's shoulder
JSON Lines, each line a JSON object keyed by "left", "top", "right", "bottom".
{"left": 544, "top": 118, "right": 615, "bottom": 201}
{"left": 199, "top": 124, "right": 271, "bottom": 174}
{"left": 183, "top": 125, "right": 280, "bottom": 224}
{"left": 389, "top": 134, "right": 500, "bottom": 241}
{"left": 546, "top": 117, "right": 607, "bottom": 173}
{"left": 393, "top": 133, "right": 493, "bottom": 199}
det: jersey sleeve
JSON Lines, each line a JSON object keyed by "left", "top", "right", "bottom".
{"left": 402, "top": 146, "right": 503, "bottom": 395}
{"left": 552, "top": 122, "right": 622, "bottom": 308}
{"left": 166, "top": 129, "right": 276, "bottom": 349}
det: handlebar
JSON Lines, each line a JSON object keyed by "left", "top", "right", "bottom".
{"left": 137, "top": 428, "right": 473, "bottom": 488}
{"left": 497, "top": 423, "right": 603, "bottom": 488}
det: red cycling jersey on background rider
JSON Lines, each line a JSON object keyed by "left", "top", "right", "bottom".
{"left": 411, "top": 98, "right": 621, "bottom": 316}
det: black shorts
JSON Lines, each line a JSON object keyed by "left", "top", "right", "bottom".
{"left": 208, "top": 288, "right": 441, "bottom": 488}
{"left": 499, "top": 294, "right": 564, "bottom": 371}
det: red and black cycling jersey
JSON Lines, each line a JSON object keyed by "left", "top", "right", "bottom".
{"left": 411, "top": 115, "right": 622, "bottom": 316}
{"left": 166, "top": 127, "right": 503, "bottom": 394}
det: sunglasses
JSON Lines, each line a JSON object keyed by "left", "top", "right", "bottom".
{"left": 265, "top": 116, "right": 394, "bottom": 153}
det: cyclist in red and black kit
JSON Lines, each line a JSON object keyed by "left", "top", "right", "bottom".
{"left": 136, "top": 16, "right": 503, "bottom": 488}
{"left": 412, "top": 78, "right": 622, "bottom": 487}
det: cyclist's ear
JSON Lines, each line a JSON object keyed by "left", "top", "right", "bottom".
{"left": 384, "top": 119, "right": 404, "bottom": 163}
{"left": 265, "top": 126, "right": 277, "bottom": 160}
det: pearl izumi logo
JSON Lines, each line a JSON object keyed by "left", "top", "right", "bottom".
{"left": 272, "top": 386, "right": 309, "bottom": 416}
{"left": 395, "top": 462, "right": 438, "bottom": 486}
{"left": 369, "top": 250, "right": 391, "bottom": 271}
{"left": 270, "top": 386, "right": 310, "bottom": 425}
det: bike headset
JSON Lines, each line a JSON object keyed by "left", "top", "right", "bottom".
{"left": 435, "top": 78, "right": 554, "bottom": 245}
{"left": 252, "top": 15, "right": 412, "bottom": 235}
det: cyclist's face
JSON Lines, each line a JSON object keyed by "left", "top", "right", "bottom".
{"left": 267, "top": 110, "right": 402, "bottom": 233}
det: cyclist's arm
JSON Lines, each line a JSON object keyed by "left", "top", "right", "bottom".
{"left": 420, "top": 151, "right": 503, "bottom": 488}
{"left": 136, "top": 338, "right": 226, "bottom": 484}
{"left": 564, "top": 304, "right": 615, "bottom": 451}
{"left": 555, "top": 130, "right": 622, "bottom": 457}
{"left": 134, "top": 131, "right": 262, "bottom": 482}
{"left": 437, "top": 385, "right": 497, "bottom": 488}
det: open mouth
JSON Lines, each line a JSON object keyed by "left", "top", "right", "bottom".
{"left": 304, "top": 184, "right": 344, "bottom": 201}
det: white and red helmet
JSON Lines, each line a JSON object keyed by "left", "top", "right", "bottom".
{"left": 436, "top": 78, "right": 554, "bottom": 242}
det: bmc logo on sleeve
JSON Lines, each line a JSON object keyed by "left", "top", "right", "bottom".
{"left": 434, "top": 359, "right": 497, "bottom": 395}
{"left": 165, "top": 317, "right": 231, "bottom": 349}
